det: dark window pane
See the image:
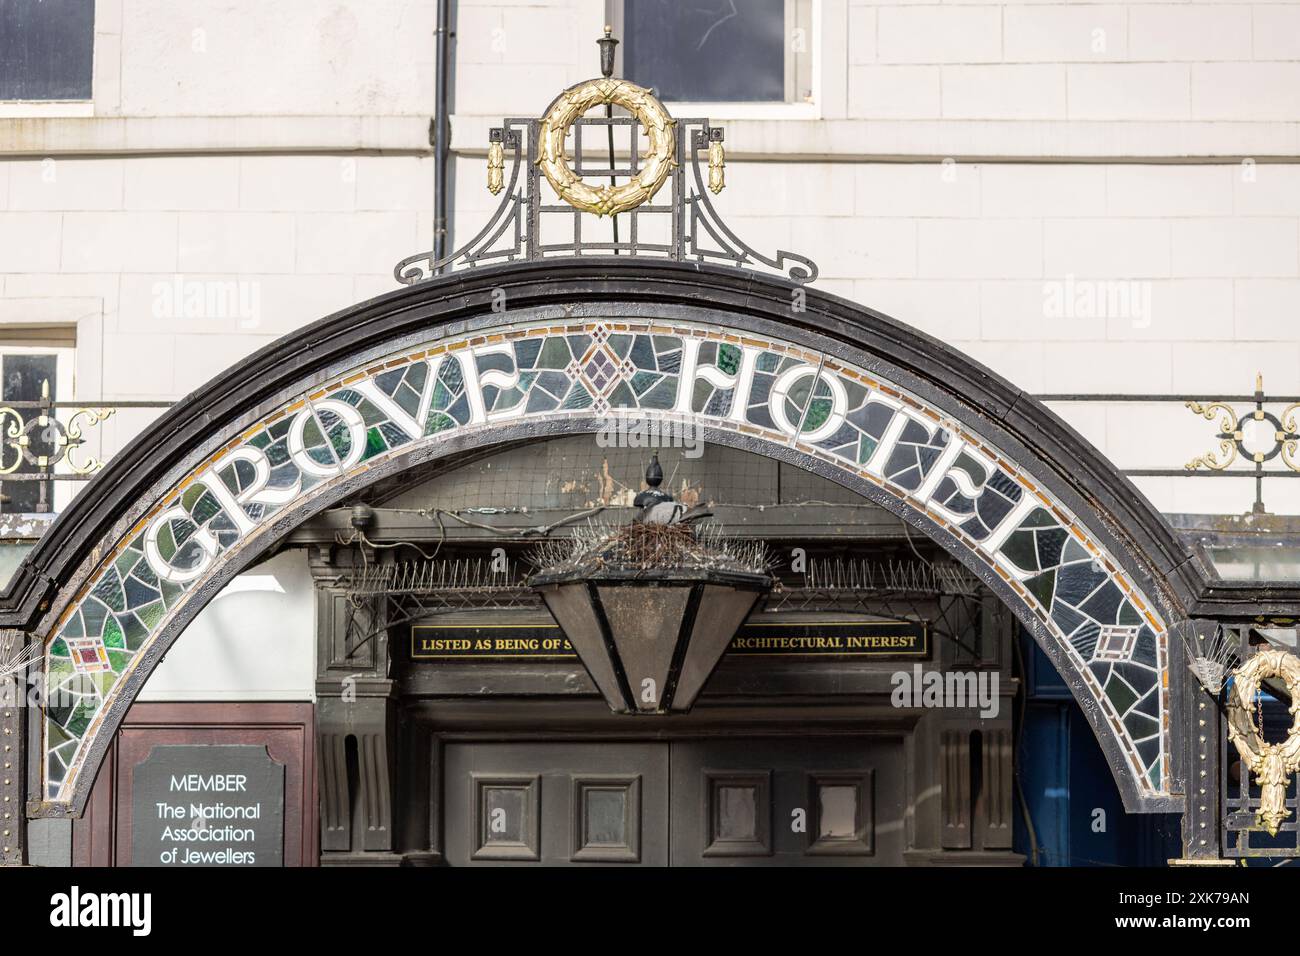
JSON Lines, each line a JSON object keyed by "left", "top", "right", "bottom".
{"left": 483, "top": 786, "right": 527, "bottom": 845}
{"left": 2, "top": 354, "right": 56, "bottom": 513}
{"left": 818, "top": 784, "right": 858, "bottom": 839}
{"left": 584, "top": 788, "right": 627, "bottom": 846}
{"left": 624, "top": 0, "right": 785, "bottom": 103}
{"left": 715, "top": 785, "right": 758, "bottom": 840}
{"left": 0, "top": 0, "right": 95, "bottom": 101}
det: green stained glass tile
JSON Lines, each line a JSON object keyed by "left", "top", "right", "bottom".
{"left": 66, "top": 699, "right": 97, "bottom": 738}
{"left": 642, "top": 378, "right": 677, "bottom": 410}
{"left": 757, "top": 352, "right": 780, "bottom": 372}
{"left": 607, "top": 382, "right": 635, "bottom": 409}
{"left": 1025, "top": 569, "right": 1057, "bottom": 609}
{"left": 1022, "top": 507, "right": 1059, "bottom": 529}
{"left": 1118, "top": 602, "right": 1142, "bottom": 626}
{"left": 717, "top": 343, "right": 740, "bottom": 375}
{"left": 1104, "top": 673, "right": 1138, "bottom": 715}
{"left": 1002, "top": 529, "right": 1039, "bottom": 574}
{"left": 630, "top": 371, "right": 661, "bottom": 396}
{"left": 181, "top": 484, "right": 206, "bottom": 510}
{"left": 1147, "top": 764, "right": 1161, "bottom": 788}
{"left": 439, "top": 356, "right": 465, "bottom": 391}
{"left": 189, "top": 490, "right": 221, "bottom": 524}
{"left": 365, "top": 426, "right": 388, "bottom": 457}
{"left": 61, "top": 611, "right": 84, "bottom": 640}
{"left": 608, "top": 334, "right": 632, "bottom": 357}
{"left": 91, "top": 669, "right": 116, "bottom": 696}
{"left": 538, "top": 337, "right": 571, "bottom": 369}
{"left": 121, "top": 614, "right": 150, "bottom": 651}
{"left": 46, "top": 719, "right": 71, "bottom": 749}
{"left": 803, "top": 399, "right": 831, "bottom": 432}
{"left": 427, "top": 411, "right": 457, "bottom": 434}
{"left": 856, "top": 434, "right": 878, "bottom": 464}
{"left": 692, "top": 380, "right": 713, "bottom": 411}
{"left": 102, "top": 616, "right": 125, "bottom": 650}
{"left": 560, "top": 384, "right": 593, "bottom": 410}
{"left": 137, "top": 600, "right": 166, "bottom": 631}
{"left": 113, "top": 549, "right": 140, "bottom": 579}
{"left": 107, "top": 649, "right": 133, "bottom": 675}
{"left": 265, "top": 438, "right": 290, "bottom": 466}
{"left": 431, "top": 382, "right": 454, "bottom": 409}
{"left": 47, "top": 755, "right": 66, "bottom": 791}
{"left": 50, "top": 637, "right": 70, "bottom": 659}
{"left": 248, "top": 431, "right": 271, "bottom": 449}
{"left": 91, "top": 570, "right": 126, "bottom": 613}
{"left": 159, "top": 577, "right": 186, "bottom": 610}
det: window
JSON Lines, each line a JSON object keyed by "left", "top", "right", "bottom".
{"left": 0, "top": 339, "right": 76, "bottom": 515}
{"left": 615, "top": 0, "right": 813, "bottom": 104}
{"left": 0, "top": 0, "right": 95, "bottom": 101}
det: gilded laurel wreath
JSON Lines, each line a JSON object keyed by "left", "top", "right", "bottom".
{"left": 1226, "top": 647, "right": 1300, "bottom": 835}
{"left": 535, "top": 78, "right": 676, "bottom": 217}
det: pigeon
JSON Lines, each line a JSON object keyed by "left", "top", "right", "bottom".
{"left": 638, "top": 501, "right": 714, "bottom": 526}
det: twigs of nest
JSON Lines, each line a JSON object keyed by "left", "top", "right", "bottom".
{"left": 529, "top": 521, "right": 772, "bottom": 576}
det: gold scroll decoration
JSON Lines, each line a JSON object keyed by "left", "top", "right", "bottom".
{"left": 535, "top": 77, "right": 676, "bottom": 217}
{"left": 1227, "top": 647, "right": 1300, "bottom": 836}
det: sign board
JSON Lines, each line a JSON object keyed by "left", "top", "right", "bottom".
{"left": 412, "top": 622, "right": 575, "bottom": 660}
{"left": 131, "top": 744, "right": 285, "bottom": 867}
{"left": 412, "top": 620, "right": 928, "bottom": 661}
{"left": 728, "top": 621, "right": 929, "bottom": 658}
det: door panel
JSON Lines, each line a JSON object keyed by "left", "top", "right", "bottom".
{"left": 443, "top": 742, "right": 669, "bottom": 865}
{"left": 670, "top": 737, "right": 904, "bottom": 866}
{"left": 442, "top": 736, "right": 904, "bottom": 866}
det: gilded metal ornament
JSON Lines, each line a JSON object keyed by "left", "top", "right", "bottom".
{"left": 707, "top": 138, "right": 725, "bottom": 194}
{"left": 486, "top": 137, "right": 505, "bottom": 196}
{"left": 1184, "top": 400, "right": 1240, "bottom": 471}
{"left": 1226, "top": 647, "right": 1300, "bottom": 836}
{"left": 535, "top": 77, "right": 676, "bottom": 217}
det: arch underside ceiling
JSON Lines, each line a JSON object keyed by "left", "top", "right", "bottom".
{"left": 37, "top": 312, "right": 1173, "bottom": 814}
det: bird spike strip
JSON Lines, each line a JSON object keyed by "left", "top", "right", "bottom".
{"left": 344, "top": 558, "right": 528, "bottom": 596}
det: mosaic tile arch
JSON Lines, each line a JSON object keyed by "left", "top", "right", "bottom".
{"left": 40, "top": 317, "right": 1170, "bottom": 807}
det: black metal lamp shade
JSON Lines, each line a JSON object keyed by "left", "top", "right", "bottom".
{"left": 532, "top": 568, "right": 769, "bottom": 714}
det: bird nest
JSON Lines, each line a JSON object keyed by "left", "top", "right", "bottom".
{"left": 529, "top": 521, "right": 771, "bottom": 578}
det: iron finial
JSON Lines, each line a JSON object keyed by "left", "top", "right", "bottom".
{"left": 645, "top": 452, "right": 663, "bottom": 489}
{"left": 598, "top": 26, "right": 618, "bottom": 78}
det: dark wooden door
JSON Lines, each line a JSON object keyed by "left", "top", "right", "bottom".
{"left": 443, "top": 742, "right": 670, "bottom": 865}
{"left": 442, "top": 735, "right": 902, "bottom": 866}
{"left": 669, "top": 736, "right": 903, "bottom": 865}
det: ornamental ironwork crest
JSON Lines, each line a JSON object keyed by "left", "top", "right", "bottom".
{"left": 394, "top": 29, "right": 818, "bottom": 286}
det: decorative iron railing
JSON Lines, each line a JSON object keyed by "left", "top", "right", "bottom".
{"left": 393, "top": 82, "right": 818, "bottom": 285}
{"left": 0, "top": 385, "right": 171, "bottom": 516}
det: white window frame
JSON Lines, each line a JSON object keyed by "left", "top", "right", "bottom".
{"left": 0, "top": 343, "right": 78, "bottom": 514}
{"left": 0, "top": 0, "right": 96, "bottom": 119}
{"left": 605, "top": 0, "right": 828, "bottom": 121}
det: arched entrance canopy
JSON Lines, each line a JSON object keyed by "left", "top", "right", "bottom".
{"left": 3, "top": 260, "right": 1218, "bottom": 816}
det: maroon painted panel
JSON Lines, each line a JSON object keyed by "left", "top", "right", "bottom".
{"left": 74, "top": 702, "right": 316, "bottom": 867}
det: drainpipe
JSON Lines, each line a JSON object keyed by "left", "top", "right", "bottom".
{"left": 432, "top": 0, "right": 452, "bottom": 271}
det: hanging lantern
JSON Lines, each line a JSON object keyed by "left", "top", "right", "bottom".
{"left": 529, "top": 458, "right": 771, "bottom": 714}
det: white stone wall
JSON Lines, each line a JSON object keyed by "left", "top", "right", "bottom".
{"left": 0, "top": 0, "right": 1297, "bottom": 519}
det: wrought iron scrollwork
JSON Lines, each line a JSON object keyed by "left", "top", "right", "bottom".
{"left": 1185, "top": 375, "right": 1300, "bottom": 513}
{"left": 394, "top": 86, "right": 818, "bottom": 286}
